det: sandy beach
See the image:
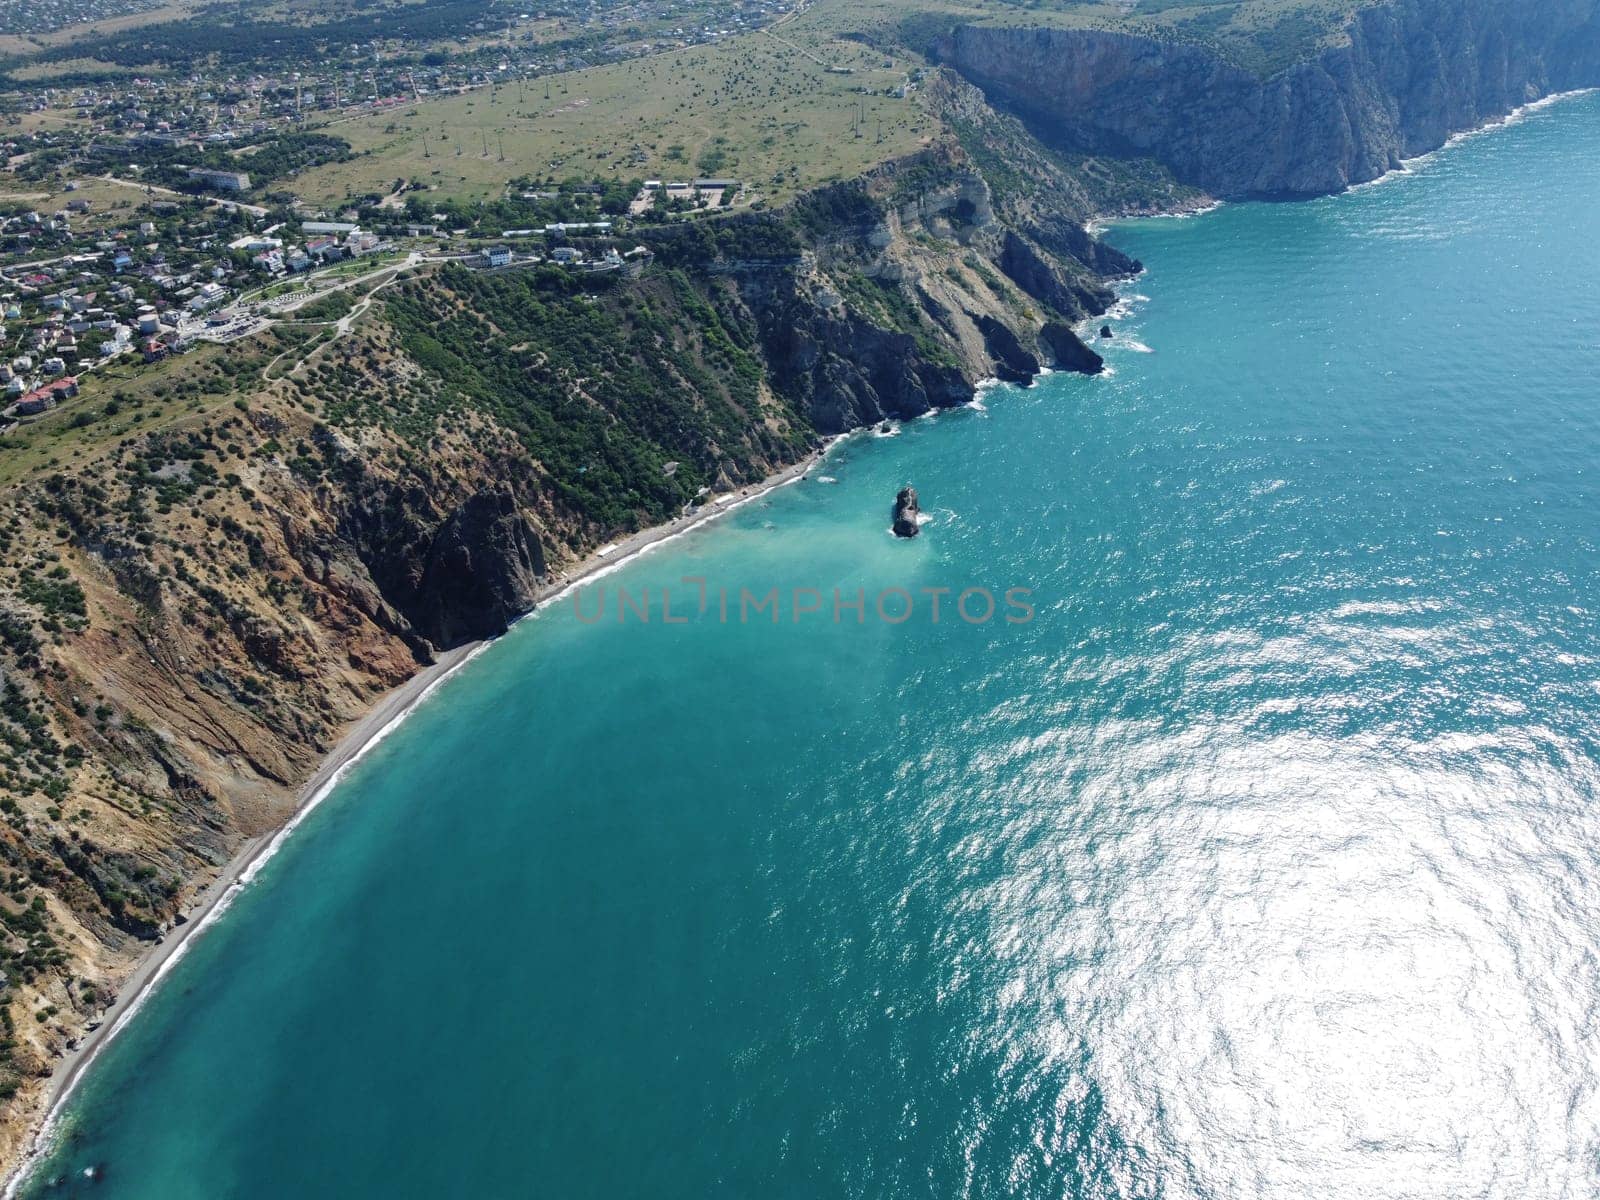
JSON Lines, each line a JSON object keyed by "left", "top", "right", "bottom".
{"left": 2, "top": 441, "right": 828, "bottom": 1195}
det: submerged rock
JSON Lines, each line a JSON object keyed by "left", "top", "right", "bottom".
{"left": 892, "top": 487, "right": 921, "bottom": 538}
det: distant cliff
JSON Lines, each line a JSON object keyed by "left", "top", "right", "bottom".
{"left": 937, "top": 0, "right": 1600, "bottom": 197}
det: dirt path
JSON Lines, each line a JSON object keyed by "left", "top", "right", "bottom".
{"left": 96, "top": 174, "right": 269, "bottom": 218}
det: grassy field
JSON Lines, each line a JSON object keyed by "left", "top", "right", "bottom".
{"left": 293, "top": 26, "right": 937, "bottom": 207}
{"left": 0, "top": 0, "right": 1380, "bottom": 219}
{"left": 0, "top": 0, "right": 201, "bottom": 58}
{"left": 0, "top": 339, "right": 253, "bottom": 487}
{"left": 7, "top": 53, "right": 144, "bottom": 80}
{"left": 0, "top": 175, "right": 162, "bottom": 229}
{"left": 279, "top": 0, "right": 1375, "bottom": 213}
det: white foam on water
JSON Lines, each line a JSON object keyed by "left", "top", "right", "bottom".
{"left": 1351, "top": 88, "right": 1596, "bottom": 191}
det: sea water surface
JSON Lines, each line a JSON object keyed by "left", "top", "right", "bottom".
{"left": 25, "top": 93, "right": 1600, "bottom": 1199}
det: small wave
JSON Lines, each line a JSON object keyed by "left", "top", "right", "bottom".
{"left": 1102, "top": 293, "right": 1152, "bottom": 322}
{"left": 816, "top": 475, "right": 837, "bottom": 484}
{"left": 1148, "top": 199, "right": 1224, "bottom": 221}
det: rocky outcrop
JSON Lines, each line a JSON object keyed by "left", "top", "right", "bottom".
{"left": 1026, "top": 211, "right": 1140, "bottom": 278}
{"left": 412, "top": 490, "right": 548, "bottom": 647}
{"left": 756, "top": 290, "right": 976, "bottom": 434}
{"left": 938, "top": 0, "right": 1600, "bottom": 197}
{"left": 324, "top": 479, "right": 549, "bottom": 653}
{"left": 973, "top": 313, "right": 1041, "bottom": 384}
{"left": 1039, "top": 321, "right": 1104, "bottom": 375}
{"left": 892, "top": 486, "right": 921, "bottom": 538}
{"left": 725, "top": 147, "right": 1136, "bottom": 428}
{"left": 997, "top": 231, "right": 1092, "bottom": 320}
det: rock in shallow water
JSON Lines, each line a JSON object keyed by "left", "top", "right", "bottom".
{"left": 892, "top": 487, "right": 921, "bottom": 538}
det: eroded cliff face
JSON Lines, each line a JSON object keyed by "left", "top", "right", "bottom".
{"left": 0, "top": 391, "right": 567, "bottom": 1165}
{"left": 673, "top": 145, "right": 1121, "bottom": 435}
{"left": 0, "top": 129, "right": 1142, "bottom": 1168}
{"left": 938, "top": 0, "right": 1600, "bottom": 197}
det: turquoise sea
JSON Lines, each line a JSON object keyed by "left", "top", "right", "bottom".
{"left": 23, "top": 92, "right": 1600, "bottom": 1198}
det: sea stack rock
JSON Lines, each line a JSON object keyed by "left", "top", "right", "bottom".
{"left": 1100, "top": 324, "right": 1114, "bottom": 339}
{"left": 892, "top": 487, "right": 921, "bottom": 538}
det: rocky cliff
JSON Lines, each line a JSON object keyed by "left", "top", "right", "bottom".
{"left": 0, "top": 127, "right": 1139, "bottom": 1170}
{"left": 644, "top": 141, "right": 1122, "bottom": 436}
{"left": 937, "top": 0, "right": 1600, "bottom": 197}
{"left": 755, "top": 172, "right": 1113, "bottom": 429}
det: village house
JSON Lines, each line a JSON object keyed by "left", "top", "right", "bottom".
{"left": 14, "top": 390, "right": 52, "bottom": 416}
{"left": 187, "top": 282, "right": 226, "bottom": 311}
{"left": 306, "top": 237, "right": 344, "bottom": 262}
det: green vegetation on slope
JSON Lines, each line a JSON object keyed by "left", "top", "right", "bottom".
{"left": 368, "top": 264, "right": 810, "bottom": 531}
